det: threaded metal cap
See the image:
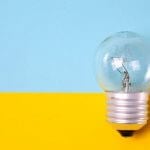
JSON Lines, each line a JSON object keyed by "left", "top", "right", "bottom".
{"left": 107, "top": 92, "right": 148, "bottom": 124}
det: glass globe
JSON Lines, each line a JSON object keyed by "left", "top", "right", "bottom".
{"left": 96, "top": 31, "right": 150, "bottom": 92}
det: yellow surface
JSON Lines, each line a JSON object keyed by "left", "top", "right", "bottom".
{"left": 0, "top": 93, "right": 150, "bottom": 150}
{"left": 110, "top": 123, "right": 146, "bottom": 130}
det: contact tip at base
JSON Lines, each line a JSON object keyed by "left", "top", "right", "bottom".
{"left": 117, "top": 130, "right": 135, "bottom": 137}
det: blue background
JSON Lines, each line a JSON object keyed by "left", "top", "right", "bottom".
{"left": 0, "top": 0, "right": 150, "bottom": 92}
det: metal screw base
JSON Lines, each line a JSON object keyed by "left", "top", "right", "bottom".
{"left": 106, "top": 92, "right": 148, "bottom": 125}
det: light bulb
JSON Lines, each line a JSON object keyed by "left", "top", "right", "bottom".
{"left": 95, "top": 31, "right": 150, "bottom": 137}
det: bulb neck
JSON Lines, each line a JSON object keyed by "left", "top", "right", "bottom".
{"left": 106, "top": 92, "right": 148, "bottom": 125}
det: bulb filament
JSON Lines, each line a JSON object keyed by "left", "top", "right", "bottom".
{"left": 111, "top": 57, "right": 131, "bottom": 92}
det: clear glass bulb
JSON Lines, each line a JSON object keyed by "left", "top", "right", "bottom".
{"left": 96, "top": 31, "right": 150, "bottom": 93}
{"left": 95, "top": 31, "right": 150, "bottom": 137}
